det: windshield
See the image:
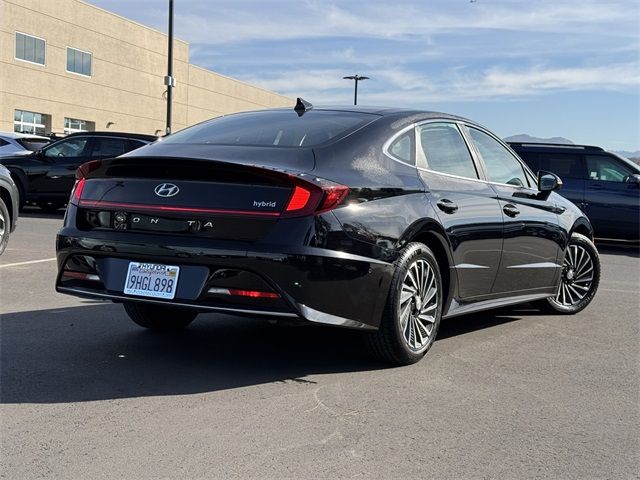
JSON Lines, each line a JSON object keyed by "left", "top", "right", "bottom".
{"left": 163, "top": 110, "right": 377, "bottom": 147}
{"left": 17, "top": 138, "right": 50, "bottom": 151}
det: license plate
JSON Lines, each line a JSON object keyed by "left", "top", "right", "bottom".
{"left": 123, "top": 262, "right": 180, "bottom": 299}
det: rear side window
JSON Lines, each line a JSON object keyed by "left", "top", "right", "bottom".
{"left": 388, "top": 132, "right": 414, "bottom": 165}
{"left": 0, "top": 139, "right": 8, "bottom": 147}
{"left": 418, "top": 123, "right": 478, "bottom": 179}
{"left": 468, "top": 128, "right": 528, "bottom": 187}
{"left": 538, "top": 154, "right": 585, "bottom": 179}
{"left": 91, "top": 138, "right": 127, "bottom": 157}
{"left": 163, "top": 110, "right": 376, "bottom": 147}
{"left": 126, "top": 140, "right": 148, "bottom": 151}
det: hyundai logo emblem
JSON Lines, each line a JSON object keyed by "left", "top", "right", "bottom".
{"left": 154, "top": 183, "right": 180, "bottom": 198}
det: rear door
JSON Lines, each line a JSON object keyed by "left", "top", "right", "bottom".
{"left": 584, "top": 154, "right": 640, "bottom": 240}
{"left": 464, "top": 126, "right": 563, "bottom": 294}
{"left": 416, "top": 121, "right": 503, "bottom": 299}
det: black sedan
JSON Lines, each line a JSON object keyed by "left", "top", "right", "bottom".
{"left": 55, "top": 101, "right": 600, "bottom": 364}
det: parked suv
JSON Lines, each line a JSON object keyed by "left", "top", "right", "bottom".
{"left": 0, "top": 132, "right": 51, "bottom": 157}
{"left": 508, "top": 142, "right": 640, "bottom": 241}
{"left": 0, "top": 131, "right": 157, "bottom": 212}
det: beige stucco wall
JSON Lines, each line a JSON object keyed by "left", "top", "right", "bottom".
{"left": 0, "top": 0, "right": 291, "bottom": 136}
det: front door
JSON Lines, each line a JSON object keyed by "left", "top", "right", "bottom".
{"left": 464, "top": 126, "right": 563, "bottom": 294}
{"left": 37, "top": 136, "right": 93, "bottom": 196}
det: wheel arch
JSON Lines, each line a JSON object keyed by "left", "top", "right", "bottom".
{"left": 570, "top": 217, "right": 594, "bottom": 241}
{"left": 7, "top": 167, "right": 27, "bottom": 205}
{"left": 402, "top": 220, "right": 455, "bottom": 312}
{"left": 0, "top": 185, "right": 14, "bottom": 228}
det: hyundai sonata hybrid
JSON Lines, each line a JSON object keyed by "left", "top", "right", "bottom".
{"left": 55, "top": 100, "right": 600, "bottom": 364}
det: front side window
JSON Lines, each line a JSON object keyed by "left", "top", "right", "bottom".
{"left": 586, "top": 155, "right": 635, "bottom": 182}
{"left": 44, "top": 137, "right": 89, "bottom": 159}
{"left": 468, "top": 127, "right": 528, "bottom": 187}
{"left": 418, "top": 122, "right": 478, "bottom": 179}
{"left": 64, "top": 117, "right": 95, "bottom": 134}
{"left": 15, "top": 32, "right": 45, "bottom": 65}
{"left": 67, "top": 47, "right": 92, "bottom": 76}
{"left": 14, "top": 109, "right": 50, "bottom": 135}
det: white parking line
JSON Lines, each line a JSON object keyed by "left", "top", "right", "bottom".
{"left": 0, "top": 258, "right": 57, "bottom": 269}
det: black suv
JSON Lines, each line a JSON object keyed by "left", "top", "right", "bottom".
{"left": 509, "top": 142, "right": 640, "bottom": 241}
{"left": 0, "top": 131, "right": 157, "bottom": 212}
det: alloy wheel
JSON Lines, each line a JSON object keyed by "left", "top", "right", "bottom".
{"left": 399, "top": 259, "right": 438, "bottom": 351}
{"left": 0, "top": 208, "right": 5, "bottom": 246}
{"left": 556, "top": 243, "right": 594, "bottom": 306}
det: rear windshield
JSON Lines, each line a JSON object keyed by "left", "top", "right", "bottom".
{"left": 17, "top": 138, "right": 50, "bottom": 151}
{"left": 163, "top": 110, "right": 376, "bottom": 147}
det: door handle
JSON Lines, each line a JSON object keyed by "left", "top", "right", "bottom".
{"left": 589, "top": 184, "right": 604, "bottom": 190}
{"left": 436, "top": 199, "right": 458, "bottom": 214}
{"left": 503, "top": 204, "right": 520, "bottom": 217}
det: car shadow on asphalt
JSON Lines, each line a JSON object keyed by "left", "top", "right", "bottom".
{"left": 1, "top": 304, "right": 525, "bottom": 404}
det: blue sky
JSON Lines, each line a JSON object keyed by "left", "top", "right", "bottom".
{"left": 88, "top": 0, "right": 640, "bottom": 151}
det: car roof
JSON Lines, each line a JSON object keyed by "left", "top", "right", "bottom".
{"left": 219, "top": 105, "right": 476, "bottom": 127}
{"left": 507, "top": 142, "right": 605, "bottom": 153}
{"left": 64, "top": 131, "right": 158, "bottom": 142}
{"left": 0, "top": 131, "right": 50, "bottom": 140}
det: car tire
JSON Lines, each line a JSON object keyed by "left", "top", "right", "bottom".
{"left": 0, "top": 197, "right": 10, "bottom": 256}
{"left": 535, "top": 232, "right": 600, "bottom": 314}
{"left": 365, "top": 242, "right": 443, "bottom": 365}
{"left": 37, "top": 201, "right": 65, "bottom": 213}
{"left": 123, "top": 302, "right": 198, "bottom": 330}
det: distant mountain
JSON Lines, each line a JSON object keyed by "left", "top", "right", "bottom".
{"left": 612, "top": 150, "right": 640, "bottom": 162}
{"left": 504, "top": 134, "right": 574, "bottom": 145}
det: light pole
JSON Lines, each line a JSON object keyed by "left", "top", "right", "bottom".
{"left": 343, "top": 75, "right": 369, "bottom": 105}
{"left": 164, "top": 0, "right": 175, "bottom": 135}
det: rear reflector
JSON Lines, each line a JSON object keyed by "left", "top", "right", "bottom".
{"left": 208, "top": 287, "right": 280, "bottom": 299}
{"left": 62, "top": 270, "right": 100, "bottom": 282}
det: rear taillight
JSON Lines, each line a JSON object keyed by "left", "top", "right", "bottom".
{"left": 282, "top": 177, "right": 349, "bottom": 218}
{"left": 71, "top": 160, "right": 102, "bottom": 205}
{"left": 70, "top": 177, "right": 86, "bottom": 205}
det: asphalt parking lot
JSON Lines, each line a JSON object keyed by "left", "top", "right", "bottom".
{"left": 1, "top": 211, "right": 638, "bottom": 479}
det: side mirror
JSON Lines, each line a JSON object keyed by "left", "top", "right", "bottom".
{"left": 624, "top": 173, "right": 640, "bottom": 186}
{"left": 537, "top": 170, "right": 562, "bottom": 200}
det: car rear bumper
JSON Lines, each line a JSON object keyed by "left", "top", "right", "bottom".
{"left": 55, "top": 228, "right": 393, "bottom": 330}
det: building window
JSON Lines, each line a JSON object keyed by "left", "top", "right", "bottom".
{"left": 15, "top": 32, "right": 46, "bottom": 65}
{"left": 66, "top": 47, "right": 92, "bottom": 77}
{"left": 64, "top": 117, "right": 95, "bottom": 134}
{"left": 14, "top": 110, "right": 50, "bottom": 135}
